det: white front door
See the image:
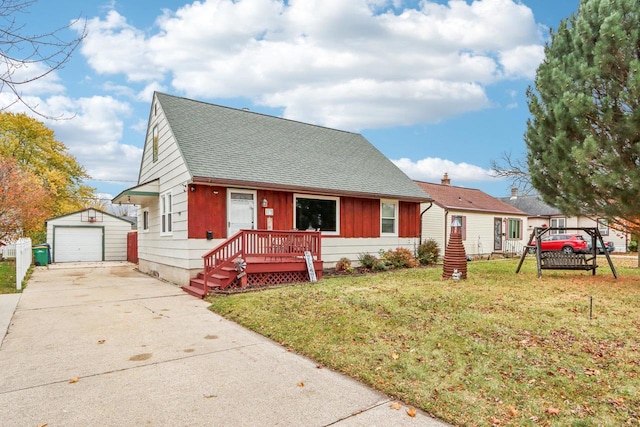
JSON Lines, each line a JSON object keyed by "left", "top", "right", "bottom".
{"left": 228, "top": 190, "right": 256, "bottom": 236}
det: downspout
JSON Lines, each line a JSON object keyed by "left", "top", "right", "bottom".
{"left": 444, "top": 209, "right": 449, "bottom": 248}
{"left": 419, "top": 202, "right": 433, "bottom": 244}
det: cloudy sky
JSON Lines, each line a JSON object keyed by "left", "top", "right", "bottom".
{"left": 1, "top": 0, "right": 581, "bottom": 203}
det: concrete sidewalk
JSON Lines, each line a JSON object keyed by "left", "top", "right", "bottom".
{"left": 0, "top": 263, "right": 449, "bottom": 426}
{"left": 0, "top": 293, "right": 20, "bottom": 344}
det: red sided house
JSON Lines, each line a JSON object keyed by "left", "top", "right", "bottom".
{"left": 114, "top": 92, "right": 430, "bottom": 297}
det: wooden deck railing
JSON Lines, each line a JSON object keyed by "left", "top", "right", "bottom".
{"left": 202, "top": 230, "right": 322, "bottom": 291}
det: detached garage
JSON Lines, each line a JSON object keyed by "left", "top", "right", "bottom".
{"left": 46, "top": 209, "right": 135, "bottom": 263}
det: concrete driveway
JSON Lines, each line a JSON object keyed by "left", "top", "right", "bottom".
{"left": 0, "top": 262, "right": 447, "bottom": 426}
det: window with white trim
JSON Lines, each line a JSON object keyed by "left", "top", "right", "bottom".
{"left": 160, "top": 191, "right": 172, "bottom": 235}
{"left": 294, "top": 194, "right": 339, "bottom": 234}
{"left": 142, "top": 209, "right": 150, "bottom": 232}
{"left": 380, "top": 200, "right": 398, "bottom": 235}
{"left": 597, "top": 218, "right": 609, "bottom": 236}
{"left": 550, "top": 217, "right": 566, "bottom": 234}
{"left": 508, "top": 218, "right": 522, "bottom": 239}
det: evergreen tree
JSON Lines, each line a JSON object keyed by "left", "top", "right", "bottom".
{"left": 526, "top": 0, "right": 640, "bottom": 236}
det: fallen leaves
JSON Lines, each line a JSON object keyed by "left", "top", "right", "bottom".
{"left": 297, "top": 382, "right": 304, "bottom": 387}
{"left": 546, "top": 407, "right": 560, "bottom": 416}
{"left": 390, "top": 402, "right": 417, "bottom": 418}
{"left": 584, "top": 368, "right": 601, "bottom": 377}
{"left": 68, "top": 377, "right": 79, "bottom": 384}
{"left": 97, "top": 339, "right": 105, "bottom": 344}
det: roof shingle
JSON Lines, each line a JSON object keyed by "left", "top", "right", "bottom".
{"left": 499, "top": 194, "right": 562, "bottom": 217}
{"left": 414, "top": 181, "right": 526, "bottom": 215}
{"left": 156, "top": 92, "right": 429, "bottom": 201}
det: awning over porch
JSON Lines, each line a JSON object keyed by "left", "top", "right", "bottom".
{"left": 112, "top": 179, "right": 159, "bottom": 205}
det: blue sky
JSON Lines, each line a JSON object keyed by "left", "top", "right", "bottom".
{"left": 2, "top": 0, "right": 581, "bottom": 205}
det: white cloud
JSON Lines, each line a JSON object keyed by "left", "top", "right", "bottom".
{"left": 499, "top": 44, "right": 545, "bottom": 79}
{"left": 3, "top": 63, "right": 67, "bottom": 96}
{"left": 79, "top": 10, "right": 164, "bottom": 82}
{"left": 0, "top": 93, "right": 141, "bottom": 183}
{"left": 392, "top": 157, "right": 495, "bottom": 182}
{"left": 40, "top": 96, "right": 142, "bottom": 182}
{"left": 75, "top": 0, "right": 546, "bottom": 130}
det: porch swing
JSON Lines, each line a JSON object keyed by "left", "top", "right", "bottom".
{"left": 516, "top": 227, "right": 617, "bottom": 278}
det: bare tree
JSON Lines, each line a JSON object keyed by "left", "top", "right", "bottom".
{"left": 110, "top": 203, "right": 138, "bottom": 218}
{"left": 0, "top": 0, "right": 87, "bottom": 118}
{"left": 490, "top": 152, "right": 534, "bottom": 196}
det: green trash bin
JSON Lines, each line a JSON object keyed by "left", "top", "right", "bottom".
{"left": 33, "top": 245, "right": 49, "bottom": 266}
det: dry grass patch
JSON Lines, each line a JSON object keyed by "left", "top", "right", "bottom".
{"left": 208, "top": 258, "right": 640, "bottom": 426}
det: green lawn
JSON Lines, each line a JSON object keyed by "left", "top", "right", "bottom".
{"left": 0, "top": 259, "right": 19, "bottom": 294}
{"left": 208, "top": 258, "right": 640, "bottom": 426}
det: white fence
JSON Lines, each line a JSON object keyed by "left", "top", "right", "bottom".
{"left": 15, "top": 238, "right": 32, "bottom": 291}
{"left": 1, "top": 244, "right": 16, "bottom": 259}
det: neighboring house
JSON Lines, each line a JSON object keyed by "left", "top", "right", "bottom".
{"left": 501, "top": 190, "right": 631, "bottom": 252}
{"left": 46, "top": 208, "right": 135, "bottom": 263}
{"left": 113, "top": 92, "right": 430, "bottom": 290}
{"left": 415, "top": 175, "right": 529, "bottom": 257}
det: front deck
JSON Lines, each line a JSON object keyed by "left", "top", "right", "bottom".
{"left": 182, "top": 230, "right": 322, "bottom": 298}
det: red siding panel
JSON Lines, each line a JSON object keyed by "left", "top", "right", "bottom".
{"left": 188, "top": 185, "right": 227, "bottom": 239}
{"left": 340, "top": 197, "right": 379, "bottom": 238}
{"left": 399, "top": 201, "right": 420, "bottom": 238}
{"left": 257, "top": 190, "right": 294, "bottom": 230}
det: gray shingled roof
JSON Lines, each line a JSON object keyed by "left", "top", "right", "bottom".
{"left": 499, "top": 194, "right": 562, "bottom": 216}
{"left": 156, "top": 93, "right": 428, "bottom": 201}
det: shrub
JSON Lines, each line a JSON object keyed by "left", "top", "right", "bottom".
{"left": 335, "top": 257, "right": 353, "bottom": 273}
{"left": 628, "top": 240, "right": 638, "bottom": 252}
{"left": 381, "top": 247, "right": 418, "bottom": 269}
{"left": 357, "top": 253, "right": 378, "bottom": 270}
{"left": 417, "top": 239, "right": 440, "bottom": 265}
{"left": 373, "top": 260, "right": 389, "bottom": 271}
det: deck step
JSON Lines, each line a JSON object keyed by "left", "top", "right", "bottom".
{"left": 183, "top": 275, "right": 223, "bottom": 298}
{"left": 181, "top": 285, "right": 207, "bottom": 299}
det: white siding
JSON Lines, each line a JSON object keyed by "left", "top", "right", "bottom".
{"left": 421, "top": 203, "right": 529, "bottom": 257}
{"left": 526, "top": 216, "right": 630, "bottom": 252}
{"left": 421, "top": 203, "right": 447, "bottom": 255}
{"left": 576, "top": 217, "right": 629, "bottom": 251}
{"left": 321, "top": 237, "right": 421, "bottom": 267}
{"left": 135, "top": 94, "right": 194, "bottom": 283}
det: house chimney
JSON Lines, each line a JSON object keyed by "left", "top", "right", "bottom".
{"left": 441, "top": 172, "right": 451, "bottom": 186}
{"left": 510, "top": 188, "right": 518, "bottom": 199}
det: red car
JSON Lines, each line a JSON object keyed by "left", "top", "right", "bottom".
{"left": 532, "top": 234, "right": 591, "bottom": 254}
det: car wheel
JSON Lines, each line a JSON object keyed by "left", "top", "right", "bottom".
{"left": 562, "top": 246, "right": 574, "bottom": 254}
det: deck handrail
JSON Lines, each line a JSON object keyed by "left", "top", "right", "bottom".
{"left": 202, "top": 230, "right": 321, "bottom": 291}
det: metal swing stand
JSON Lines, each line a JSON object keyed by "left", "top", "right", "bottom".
{"left": 516, "top": 227, "right": 618, "bottom": 279}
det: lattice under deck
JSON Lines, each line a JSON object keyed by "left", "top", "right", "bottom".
{"left": 227, "top": 271, "right": 310, "bottom": 289}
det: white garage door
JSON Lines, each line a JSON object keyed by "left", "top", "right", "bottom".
{"left": 54, "top": 227, "right": 103, "bottom": 262}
